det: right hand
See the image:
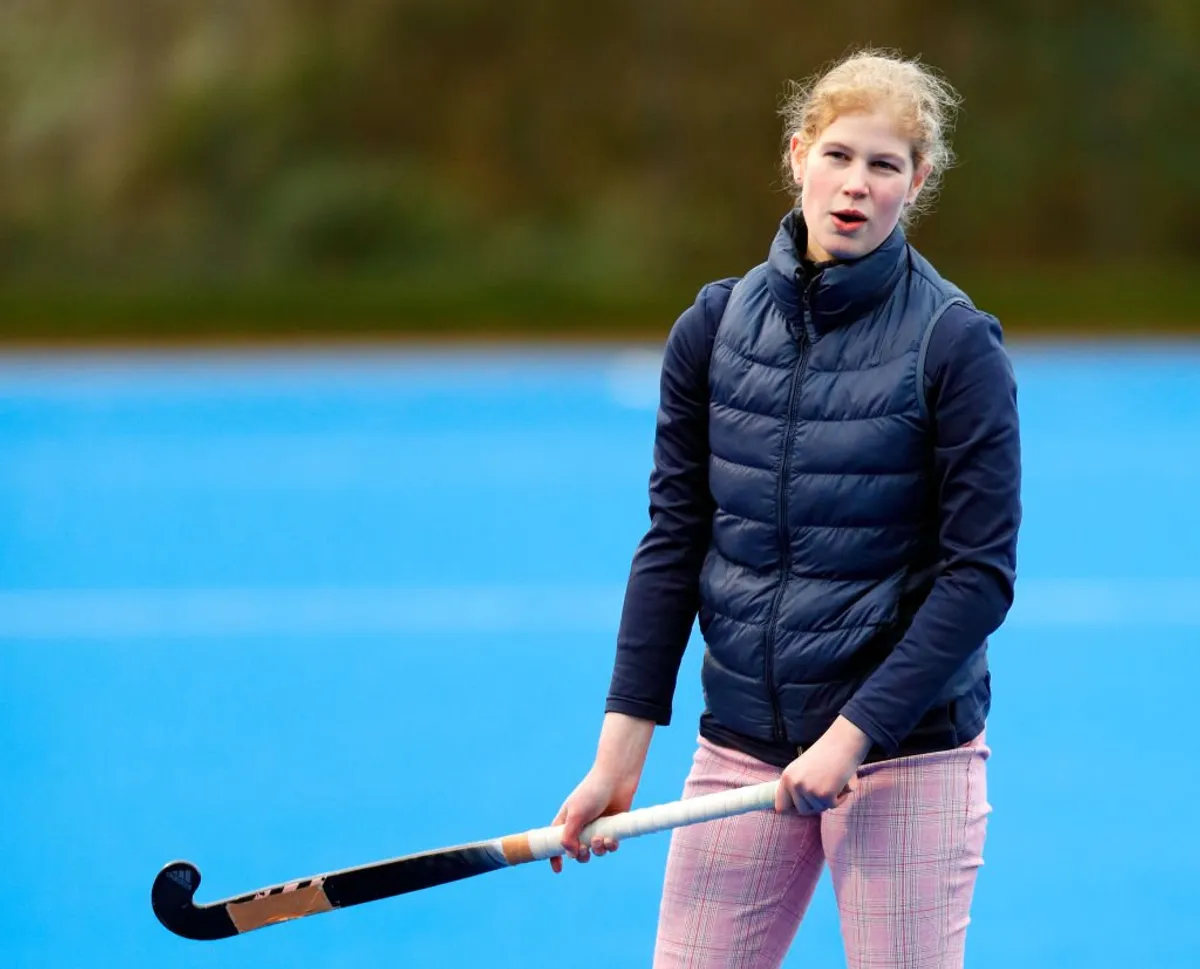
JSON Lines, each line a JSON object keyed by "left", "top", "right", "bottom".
{"left": 548, "top": 768, "right": 638, "bottom": 873}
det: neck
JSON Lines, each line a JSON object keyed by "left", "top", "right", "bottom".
{"left": 805, "top": 238, "right": 835, "bottom": 264}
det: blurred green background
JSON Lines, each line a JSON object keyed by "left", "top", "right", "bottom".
{"left": 2, "top": 1, "right": 1197, "bottom": 343}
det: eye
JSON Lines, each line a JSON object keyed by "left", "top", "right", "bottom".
{"left": 872, "top": 160, "right": 901, "bottom": 172}
{"left": 825, "top": 150, "right": 849, "bottom": 161}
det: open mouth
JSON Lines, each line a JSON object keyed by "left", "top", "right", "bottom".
{"left": 831, "top": 210, "right": 867, "bottom": 230}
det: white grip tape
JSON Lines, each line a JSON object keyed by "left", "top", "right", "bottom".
{"left": 524, "top": 780, "right": 779, "bottom": 861}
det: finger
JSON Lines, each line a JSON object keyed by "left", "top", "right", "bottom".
{"left": 785, "top": 781, "right": 812, "bottom": 815}
{"left": 576, "top": 844, "right": 591, "bottom": 864}
{"left": 794, "top": 789, "right": 826, "bottom": 815}
{"left": 814, "top": 792, "right": 841, "bottom": 812}
{"left": 589, "top": 835, "right": 619, "bottom": 856}
{"left": 552, "top": 803, "right": 570, "bottom": 850}
{"left": 785, "top": 784, "right": 819, "bottom": 815}
{"left": 774, "top": 784, "right": 793, "bottom": 813}
{"left": 549, "top": 803, "right": 570, "bottom": 873}
{"left": 560, "top": 808, "right": 585, "bottom": 858}
{"left": 810, "top": 787, "right": 838, "bottom": 812}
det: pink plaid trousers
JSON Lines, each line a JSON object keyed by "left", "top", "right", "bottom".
{"left": 653, "top": 732, "right": 990, "bottom": 969}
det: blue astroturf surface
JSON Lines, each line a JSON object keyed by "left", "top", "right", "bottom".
{"left": 1, "top": 342, "right": 1198, "bottom": 967}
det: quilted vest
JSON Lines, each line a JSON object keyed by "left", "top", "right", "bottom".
{"left": 698, "top": 211, "right": 988, "bottom": 748}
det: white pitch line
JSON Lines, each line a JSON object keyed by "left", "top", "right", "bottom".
{"left": 0, "top": 578, "right": 1196, "bottom": 640}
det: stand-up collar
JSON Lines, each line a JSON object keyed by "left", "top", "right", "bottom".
{"left": 766, "top": 209, "right": 908, "bottom": 334}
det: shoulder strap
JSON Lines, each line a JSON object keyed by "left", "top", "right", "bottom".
{"left": 915, "top": 296, "right": 969, "bottom": 422}
{"left": 702, "top": 280, "right": 736, "bottom": 360}
{"left": 699, "top": 275, "right": 743, "bottom": 374}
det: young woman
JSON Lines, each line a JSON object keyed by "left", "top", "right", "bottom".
{"left": 550, "top": 49, "right": 1022, "bottom": 969}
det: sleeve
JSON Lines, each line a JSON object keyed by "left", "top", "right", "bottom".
{"left": 839, "top": 304, "right": 1022, "bottom": 753}
{"left": 603, "top": 280, "right": 734, "bottom": 725}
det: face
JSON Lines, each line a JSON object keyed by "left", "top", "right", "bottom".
{"left": 790, "top": 110, "right": 928, "bottom": 263}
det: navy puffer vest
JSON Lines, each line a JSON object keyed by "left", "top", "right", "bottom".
{"left": 698, "top": 211, "right": 988, "bottom": 748}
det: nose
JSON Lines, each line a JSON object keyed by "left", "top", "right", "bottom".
{"left": 843, "top": 162, "right": 869, "bottom": 198}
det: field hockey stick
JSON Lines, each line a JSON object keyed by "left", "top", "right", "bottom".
{"left": 151, "top": 779, "right": 779, "bottom": 940}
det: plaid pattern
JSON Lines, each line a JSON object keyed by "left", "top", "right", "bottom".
{"left": 652, "top": 733, "right": 990, "bottom": 969}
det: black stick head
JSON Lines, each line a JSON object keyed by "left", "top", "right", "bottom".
{"left": 152, "top": 861, "right": 238, "bottom": 941}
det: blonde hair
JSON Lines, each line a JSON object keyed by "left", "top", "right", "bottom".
{"left": 779, "top": 49, "right": 962, "bottom": 225}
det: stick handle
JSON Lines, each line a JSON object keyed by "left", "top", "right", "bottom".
{"left": 522, "top": 780, "right": 779, "bottom": 861}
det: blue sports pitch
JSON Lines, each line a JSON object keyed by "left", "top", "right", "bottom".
{"left": 2, "top": 342, "right": 1198, "bottom": 967}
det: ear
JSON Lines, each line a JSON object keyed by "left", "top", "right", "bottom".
{"left": 906, "top": 161, "right": 932, "bottom": 205}
{"left": 788, "top": 134, "right": 806, "bottom": 187}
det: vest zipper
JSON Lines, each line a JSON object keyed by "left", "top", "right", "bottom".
{"left": 763, "top": 306, "right": 813, "bottom": 744}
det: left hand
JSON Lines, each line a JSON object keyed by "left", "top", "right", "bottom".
{"left": 774, "top": 716, "right": 873, "bottom": 815}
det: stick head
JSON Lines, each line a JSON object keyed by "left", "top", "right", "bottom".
{"left": 151, "top": 861, "right": 238, "bottom": 941}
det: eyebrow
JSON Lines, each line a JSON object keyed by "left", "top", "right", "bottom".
{"left": 824, "top": 140, "right": 907, "bottom": 164}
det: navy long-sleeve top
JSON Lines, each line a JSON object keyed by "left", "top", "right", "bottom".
{"left": 605, "top": 280, "right": 1021, "bottom": 764}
